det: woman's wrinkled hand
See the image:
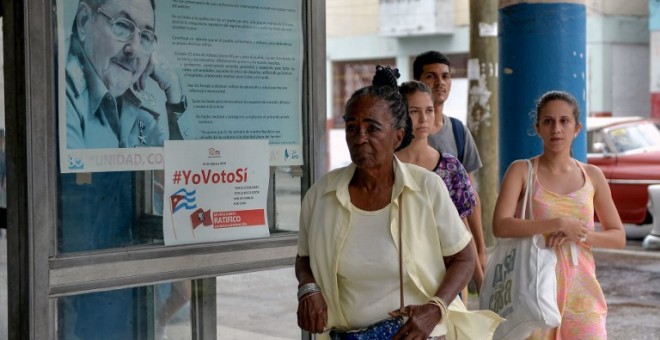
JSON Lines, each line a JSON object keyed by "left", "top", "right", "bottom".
{"left": 390, "top": 304, "right": 442, "bottom": 340}
{"left": 297, "top": 292, "right": 328, "bottom": 334}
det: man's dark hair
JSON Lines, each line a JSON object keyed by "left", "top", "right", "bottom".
{"left": 412, "top": 51, "right": 451, "bottom": 80}
{"left": 72, "top": 0, "right": 156, "bottom": 37}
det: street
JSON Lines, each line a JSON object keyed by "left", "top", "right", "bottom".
{"left": 596, "top": 240, "right": 660, "bottom": 339}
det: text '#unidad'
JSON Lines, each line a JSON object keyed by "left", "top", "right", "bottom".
{"left": 93, "top": 153, "right": 163, "bottom": 166}
{"left": 172, "top": 168, "right": 249, "bottom": 185}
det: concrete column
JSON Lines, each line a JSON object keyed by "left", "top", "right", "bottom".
{"left": 587, "top": 41, "right": 613, "bottom": 117}
{"left": 499, "top": 0, "right": 587, "bottom": 179}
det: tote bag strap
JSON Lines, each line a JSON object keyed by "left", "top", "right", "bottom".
{"left": 520, "top": 159, "right": 535, "bottom": 221}
{"left": 398, "top": 194, "right": 405, "bottom": 313}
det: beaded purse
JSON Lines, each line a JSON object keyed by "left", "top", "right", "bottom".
{"left": 329, "top": 317, "right": 404, "bottom": 340}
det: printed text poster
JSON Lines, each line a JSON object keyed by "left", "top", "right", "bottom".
{"left": 57, "top": 0, "right": 303, "bottom": 173}
{"left": 163, "top": 140, "right": 270, "bottom": 245}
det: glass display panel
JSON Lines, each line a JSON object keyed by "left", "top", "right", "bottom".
{"left": 57, "top": 270, "right": 302, "bottom": 340}
{"left": 57, "top": 281, "right": 193, "bottom": 340}
{"left": 155, "top": 281, "right": 193, "bottom": 339}
{"left": 58, "top": 166, "right": 301, "bottom": 253}
{"left": 58, "top": 171, "right": 162, "bottom": 252}
{"left": 272, "top": 166, "right": 301, "bottom": 233}
{"left": 54, "top": 0, "right": 305, "bottom": 253}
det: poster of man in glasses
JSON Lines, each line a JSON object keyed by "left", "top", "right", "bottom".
{"left": 57, "top": 0, "right": 303, "bottom": 172}
{"left": 64, "top": 0, "right": 185, "bottom": 150}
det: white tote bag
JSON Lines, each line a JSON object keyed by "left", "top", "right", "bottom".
{"left": 480, "top": 159, "right": 561, "bottom": 340}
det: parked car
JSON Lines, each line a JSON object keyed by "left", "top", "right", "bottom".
{"left": 586, "top": 116, "right": 660, "bottom": 224}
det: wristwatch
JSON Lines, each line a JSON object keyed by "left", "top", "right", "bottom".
{"left": 166, "top": 95, "right": 187, "bottom": 114}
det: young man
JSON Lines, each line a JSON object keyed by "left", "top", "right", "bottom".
{"left": 413, "top": 51, "right": 487, "bottom": 274}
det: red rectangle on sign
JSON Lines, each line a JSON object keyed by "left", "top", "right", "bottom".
{"left": 212, "top": 209, "right": 266, "bottom": 228}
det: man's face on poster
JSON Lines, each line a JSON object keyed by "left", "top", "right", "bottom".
{"left": 77, "top": 0, "right": 155, "bottom": 97}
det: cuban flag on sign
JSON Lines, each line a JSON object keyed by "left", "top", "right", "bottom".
{"left": 170, "top": 188, "right": 197, "bottom": 214}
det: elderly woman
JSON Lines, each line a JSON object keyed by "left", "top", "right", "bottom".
{"left": 295, "top": 66, "right": 500, "bottom": 340}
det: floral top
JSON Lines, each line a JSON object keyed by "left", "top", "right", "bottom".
{"left": 433, "top": 152, "right": 476, "bottom": 218}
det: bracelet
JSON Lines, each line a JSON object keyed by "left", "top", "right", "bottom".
{"left": 428, "top": 296, "right": 448, "bottom": 319}
{"left": 297, "top": 283, "right": 321, "bottom": 301}
{"left": 298, "top": 291, "right": 320, "bottom": 304}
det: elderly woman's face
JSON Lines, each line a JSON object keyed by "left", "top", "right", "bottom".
{"left": 344, "top": 95, "right": 402, "bottom": 169}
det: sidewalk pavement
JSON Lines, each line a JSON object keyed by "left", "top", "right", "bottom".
{"left": 216, "top": 267, "right": 299, "bottom": 339}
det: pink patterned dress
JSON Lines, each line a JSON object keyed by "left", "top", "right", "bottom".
{"left": 528, "top": 158, "right": 608, "bottom": 340}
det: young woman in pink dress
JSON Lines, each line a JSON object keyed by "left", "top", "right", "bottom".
{"left": 492, "top": 91, "right": 625, "bottom": 339}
